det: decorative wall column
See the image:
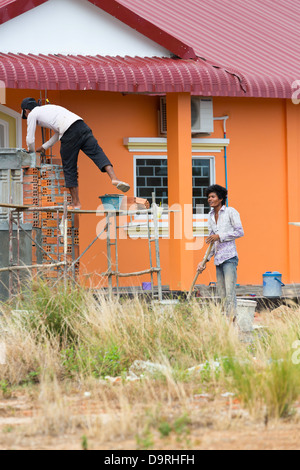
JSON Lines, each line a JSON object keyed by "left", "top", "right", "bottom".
{"left": 166, "top": 92, "right": 194, "bottom": 291}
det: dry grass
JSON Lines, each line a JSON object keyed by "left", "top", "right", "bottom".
{"left": 0, "top": 280, "right": 300, "bottom": 449}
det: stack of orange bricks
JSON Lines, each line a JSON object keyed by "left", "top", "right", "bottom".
{"left": 23, "top": 164, "right": 80, "bottom": 280}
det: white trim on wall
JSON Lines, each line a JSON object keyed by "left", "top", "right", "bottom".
{"left": 124, "top": 137, "right": 229, "bottom": 153}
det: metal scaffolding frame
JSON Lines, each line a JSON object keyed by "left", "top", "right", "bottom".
{"left": 0, "top": 193, "right": 166, "bottom": 300}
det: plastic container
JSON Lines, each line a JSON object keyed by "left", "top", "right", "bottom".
{"left": 263, "top": 271, "right": 285, "bottom": 297}
{"left": 99, "top": 194, "right": 124, "bottom": 211}
{"left": 142, "top": 282, "right": 152, "bottom": 291}
{"left": 236, "top": 299, "right": 257, "bottom": 332}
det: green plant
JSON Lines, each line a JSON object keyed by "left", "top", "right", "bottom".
{"left": 158, "top": 421, "right": 172, "bottom": 438}
{"left": 15, "top": 280, "right": 87, "bottom": 345}
{"left": 264, "top": 355, "right": 300, "bottom": 418}
{"left": 0, "top": 380, "right": 12, "bottom": 398}
{"left": 136, "top": 428, "right": 154, "bottom": 450}
{"left": 173, "top": 414, "right": 191, "bottom": 435}
{"left": 61, "top": 343, "right": 129, "bottom": 379}
{"left": 2, "top": 426, "right": 13, "bottom": 433}
{"left": 81, "top": 435, "right": 88, "bottom": 451}
{"left": 22, "top": 370, "right": 41, "bottom": 386}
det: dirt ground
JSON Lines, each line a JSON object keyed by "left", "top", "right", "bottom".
{"left": 0, "top": 390, "right": 299, "bottom": 450}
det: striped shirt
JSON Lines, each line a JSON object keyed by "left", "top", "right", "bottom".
{"left": 207, "top": 205, "right": 244, "bottom": 266}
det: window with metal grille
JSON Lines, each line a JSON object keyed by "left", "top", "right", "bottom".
{"left": 135, "top": 156, "right": 213, "bottom": 213}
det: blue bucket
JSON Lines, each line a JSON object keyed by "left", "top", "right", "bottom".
{"left": 263, "top": 271, "right": 285, "bottom": 297}
{"left": 99, "top": 194, "right": 124, "bottom": 211}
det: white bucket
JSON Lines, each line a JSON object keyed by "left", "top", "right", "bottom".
{"left": 236, "top": 299, "right": 257, "bottom": 332}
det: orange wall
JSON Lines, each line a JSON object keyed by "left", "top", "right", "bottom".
{"left": 209, "top": 97, "right": 289, "bottom": 286}
{"left": 4, "top": 89, "right": 299, "bottom": 289}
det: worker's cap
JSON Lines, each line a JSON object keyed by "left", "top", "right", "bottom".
{"left": 21, "top": 97, "right": 39, "bottom": 119}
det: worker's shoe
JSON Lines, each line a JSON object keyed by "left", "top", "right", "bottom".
{"left": 113, "top": 181, "right": 130, "bottom": 193}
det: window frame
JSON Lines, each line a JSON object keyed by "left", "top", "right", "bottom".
{"left": 131, "top": 154, "right": 216, "bottom": 238}
{"left": 134, "top": 154, "right": 215, "bottom": 210}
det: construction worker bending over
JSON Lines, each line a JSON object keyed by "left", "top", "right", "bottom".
{"left": 197, "top": 184, "right": 244, "bottom": 320}
{"left": 21, "top": 98, "right": 130, "bottom": 210}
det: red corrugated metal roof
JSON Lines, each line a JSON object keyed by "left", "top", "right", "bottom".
{"left": 0, "top": 0, "right": 47, "bottom": 23}
{"left": 116, "top": 0, "right": 300, "bottom": 84}
{"left": 0, "top": 53, "right": 250, "bottom": 95}
{"left": 0, "top": 53, "right": 294, "bottom": 98}
{"left": 0, "top": 0, "right": 298, "bottom": 97}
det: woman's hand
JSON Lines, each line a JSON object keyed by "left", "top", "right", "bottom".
{"left": 206, "top": 234, "right": 220, "bottom": 244}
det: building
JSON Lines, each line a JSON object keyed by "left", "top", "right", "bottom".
{"left": 0, "top": 0, "right": 299, "bottom": 291}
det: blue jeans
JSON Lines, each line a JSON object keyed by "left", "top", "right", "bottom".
{"left": 216, "top": 256, "right": 238, "bottom": 317}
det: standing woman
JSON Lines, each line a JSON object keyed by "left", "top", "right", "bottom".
{"left": 197, "top": 184, "right": 244, "bottom": 319}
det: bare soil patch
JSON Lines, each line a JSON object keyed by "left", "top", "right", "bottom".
{"left": 0, "top": 389, "right": 299, "bottom": 450}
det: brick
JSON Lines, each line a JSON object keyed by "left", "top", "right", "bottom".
{"left": 23, "top": 214, "right": 35, "bottom": 224}
{"left": 58, "top": 246, "right": 73, "bottom": 254}
{"left": 23, "top": 183, "right": 38, "bottom": 189}
{"left": 43, "top": 245, "right": 54, "bottom": 253}
{"left": 41, "top": 212, "right": 54, "bottom": 219}
{"left": 40, "top": 180, "right": 52, "bottom": 187}
{"left": 42, "top": 237, "right": 58, "bottom": 245}
{"left": 43, "top": 253, "right": 60, "bottom": 261}
{"left": 23, "top": 197, "right": 39, "bottom": 206}
{"left": 41, "top": 200, "right": 53, "bottom": 207}
{"left": 53, "top": 196, "right": 64, "bottom": 204}
{"left": 42, "top": 228, "right": 57, "bottom": 237}
{"left": 23, "top": 176, "right": 38, "bottom": 184}
{"left": 42, "top": 219, "right": 59, "bottom": 228}
{"left": 24, "top": 168, "right": 39, "bottom": 176}
{"left": 42, "top": 187, "right": 60, "bottom": 196}
{"left": 40, "top": 171, "right": 56, "bottom": 179}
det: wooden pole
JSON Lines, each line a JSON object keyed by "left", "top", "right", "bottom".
{"left": 8, "top": 208, "right": 13, "bottom": 299}
{"left": 113, "top": 212, "right": 119, "bottom": 298}
{"left": 102, "top": 268, "right": 161, "bottom": 278}
{"left": 187, "top": 243, "right": 214, "bottom": 300}
{"left": 16, "top": 211, "right": 21, "bottom": 293}
{"left": 147, "top": 210, "right": 155, "bottom": 299}
{"left": 152, "top": 192, "right": 162, "bottom": 302}
{"left": 0, "top": 262, "right": 66, "bottom": 273}
{"left": 106, "top": 213, "right": 113, "bottom": 298}
{"left": 57, "top": 208, "right": 60, "bottom": 275}
{"left": 63, "top": 193, "right": 68, "bottom": 287}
